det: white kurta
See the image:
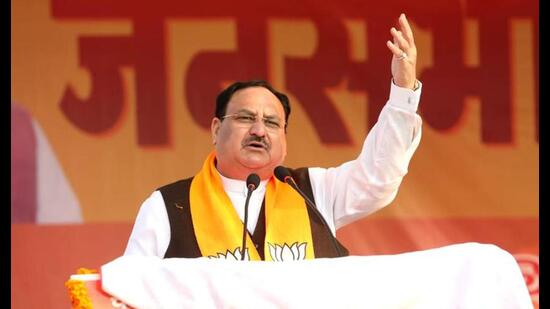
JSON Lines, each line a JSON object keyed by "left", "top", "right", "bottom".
{"left": 124, "top": 81, "right": 423, "bottom": 257}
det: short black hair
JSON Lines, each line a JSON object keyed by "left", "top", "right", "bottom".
{"left": 215, "top": 80, "right": 291, "bottom": 129}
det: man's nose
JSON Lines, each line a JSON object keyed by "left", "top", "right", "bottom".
{"left": 248, "top": 119, "right": 266, "bottom": 137}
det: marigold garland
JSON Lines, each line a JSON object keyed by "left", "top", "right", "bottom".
{"left": 65, "top": 268, "right": 98, "bottom": 309}
{"left": 77, "top": 268, "right": 98, "bottom": 275}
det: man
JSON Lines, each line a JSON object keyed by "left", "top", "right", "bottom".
{"left": 124, "top": 13, "right": 422, "bottom": 261}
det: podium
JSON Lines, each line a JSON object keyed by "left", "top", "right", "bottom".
{"left": 67, "top": 243, "right": 533, "bottom": 308}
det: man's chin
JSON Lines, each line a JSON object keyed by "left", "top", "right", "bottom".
{"left": 240, "top": 154, "right": 273, "bottom": 170}
{"left": 241, "top": 159, "right": 269, "bottom": 169}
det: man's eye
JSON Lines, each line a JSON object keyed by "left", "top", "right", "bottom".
{"left": 236, "top": 115, "right": 256, "bottom": 123}
{"left": 264, "top": 120, "right": 280, "bottom": 128}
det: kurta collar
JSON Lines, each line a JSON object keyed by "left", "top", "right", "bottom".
{"left": 216, "top": 169, "right": 268, "bottom": 196}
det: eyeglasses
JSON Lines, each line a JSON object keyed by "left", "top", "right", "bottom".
{"left": 221, "top": 113, "right": 286, "bottom": 131}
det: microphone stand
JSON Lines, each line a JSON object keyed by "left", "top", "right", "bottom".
{"left": 241, "top": 173, "right": 259, "bottom": 261}
{"left": 240, "top": 185, "right": 254, "bottom": 261}
{"left": 285, "top": 178, "right": 344, "bottom": 257}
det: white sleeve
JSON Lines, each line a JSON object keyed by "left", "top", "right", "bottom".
{"left": 309, "top": 81, "right": 423, "bottom": 232}
{"left": 124, "top": 191, "right": 171, "bottom": 257}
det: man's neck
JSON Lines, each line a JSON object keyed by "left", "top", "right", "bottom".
{"left": 215, "top": 165, "right": 273, "bottom": 181}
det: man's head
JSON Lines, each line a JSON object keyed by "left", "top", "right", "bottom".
{"left": 211, "top": 80, "right": 291, "bottom": 180}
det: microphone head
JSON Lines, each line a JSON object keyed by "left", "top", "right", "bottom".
{"left": 274, "top": 166, "right": 292, "bottom": 183}
{"left": 246, "top": 173, "right": 260, "bottom": 191}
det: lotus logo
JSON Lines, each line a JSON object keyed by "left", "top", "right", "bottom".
{"left": 208, "top": 247, "right": 250, "bottom": 261}
{"left": 268, "top": 242, "right": 307, "bottom": 261}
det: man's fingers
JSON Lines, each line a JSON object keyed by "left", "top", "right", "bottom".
{"left": 391, "top": 27, "right": 410, "bottom": 50}
{"left": 399, "top": 13, "right": 415, "bottom": 46}
{"left": 386, "top": 40, "right": 403, "bottom": 57}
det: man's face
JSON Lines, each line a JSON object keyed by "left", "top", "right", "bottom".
{"left": 211, "top": 87, "right": 287, "bottom": 180}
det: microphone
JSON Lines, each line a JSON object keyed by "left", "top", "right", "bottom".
{"left": 241, "top": 173, "right": 260, "bottom": 261}
{"left": 274, "top": 166, "right": 345, "bottom": 257}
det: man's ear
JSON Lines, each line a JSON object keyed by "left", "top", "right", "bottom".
{"left": 211, "top": 117, "right": 221, "bottom": 145}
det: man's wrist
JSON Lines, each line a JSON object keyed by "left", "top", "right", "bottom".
{"left": 392, "top": 78, "right": 419, "bottom": 90}
{"left": 388, "top": 79, "right": 422, "bottom": 112}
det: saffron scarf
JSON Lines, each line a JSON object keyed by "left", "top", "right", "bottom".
{"left": 189, "top": 151, "right": 315, "bottom": 261}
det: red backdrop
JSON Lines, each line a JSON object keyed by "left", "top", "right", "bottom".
{"left": 11, "top": 0, "right": 538, "bottom": 307}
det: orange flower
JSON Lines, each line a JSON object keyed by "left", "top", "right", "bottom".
{"left": 77, "top": 268, "right": 98, "bottom": 274}
{"left": 65, "top": 267, "right": 97, "bottom": 309}
{"left": 65, "top": 279, "right": 92, "bottom": 309}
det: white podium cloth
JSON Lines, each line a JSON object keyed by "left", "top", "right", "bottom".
{"left": 101, "top": 242, "right": 533, "bottom": 309}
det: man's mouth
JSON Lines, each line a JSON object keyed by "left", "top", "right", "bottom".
{"left": 243, "top": 138, "right": 270, "bottom": 151}
{"left": 246, "top": 141, "right": 267, "bottom": 149}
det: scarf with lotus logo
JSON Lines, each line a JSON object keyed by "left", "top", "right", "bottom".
{"left": 189, "top": 151, "right": 315, "bottom": 261}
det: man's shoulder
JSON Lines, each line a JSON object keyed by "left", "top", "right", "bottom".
{"left": 288, "top": 167, "right": 309, "bottom": 176}
{"left": 287, "top": 167, "right": 311, "bottom": 185}
{"left": 156, "top": 176, "right": 195, "bottom": 194}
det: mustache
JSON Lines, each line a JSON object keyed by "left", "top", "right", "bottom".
{"left": 242, "top": 135, "right": 271, "bottom": 150}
